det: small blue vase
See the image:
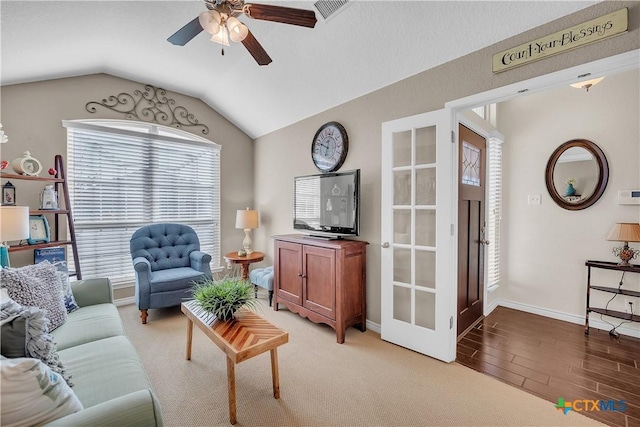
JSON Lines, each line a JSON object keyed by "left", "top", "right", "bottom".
{"left": 565, "top": 183, "right": 576, "bottom": 196}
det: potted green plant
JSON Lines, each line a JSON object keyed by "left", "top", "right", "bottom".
{"left": 190, "top": 275, "right": 258, "bottom": 321}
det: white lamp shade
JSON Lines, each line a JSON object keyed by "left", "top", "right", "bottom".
{"left": 0, "top": 206, "right": 30, "bottom": 242}
{"left": 199, "top": 10, "right": 221, "bottom": 35}
{"left": 235, "top": 208, "right": 259, "bottom": 230}
{"left": 227, "top": 17, "right": 248, "bottom": 42}
{"left": 607, "top": 222, "right": 640, "bottom": 242}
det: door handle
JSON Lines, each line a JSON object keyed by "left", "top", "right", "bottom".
{"left": 480, "top": 224, "right": 490, "bottom": 245}
{"left": 381, "top": 242, "right": 390, "bottom": 248}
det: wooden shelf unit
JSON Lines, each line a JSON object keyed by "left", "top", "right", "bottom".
{"left": 584, "top": 260, "right": 640, "bottom": 334}
{"left": 1, "top": 155, "right": 82, "bottom": 279}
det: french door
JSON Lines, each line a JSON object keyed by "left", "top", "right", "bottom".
{"left": 381, "top": 109, "right": 456, "bottom": 362}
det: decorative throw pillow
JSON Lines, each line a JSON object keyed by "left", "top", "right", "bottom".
{"left": 0, "top": 295, "right": 72, "bottom": 385}
{"left": 0, "top": 356, "right": 83, "bottom": 426}
{"left": 0, "top": 314, "right": 28, "bottom": 358}
{"left": 0, "top": 261, "right": 67, "bottom": 330}
{"left": 57, "top": 271, "right": 79, "bottom": 313}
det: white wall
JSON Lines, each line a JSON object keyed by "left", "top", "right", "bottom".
{"left": 497, "top": 69, "right": 640, "bottom": 322}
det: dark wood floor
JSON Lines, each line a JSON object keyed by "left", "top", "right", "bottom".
{"left": 456, "top": 306, "right": 640, "bottom": 427}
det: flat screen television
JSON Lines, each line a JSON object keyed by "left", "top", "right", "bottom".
{"left": 293, "top": 169, "right": 360, "bottom": 239}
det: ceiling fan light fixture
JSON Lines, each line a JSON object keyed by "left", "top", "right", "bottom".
{"left": 210, "top": 27, "right": 230, "bottom": 46}
{"left": 227, "top": 18, "right": 248, "bottom": 42}
{"left": 199, "top": 10, "right": 222, "bottom": 35}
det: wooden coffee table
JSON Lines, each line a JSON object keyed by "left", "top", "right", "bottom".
{"left": 181, "top": 300, "right": 288, "bottom": 424}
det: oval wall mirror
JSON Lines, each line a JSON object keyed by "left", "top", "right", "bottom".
{"left": 545, "top": 139, "right": 609, "bottom": 210}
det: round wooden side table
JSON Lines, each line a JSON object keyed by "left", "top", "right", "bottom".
{"left": 223, "top": 251, "right": 265, "bottom": 280}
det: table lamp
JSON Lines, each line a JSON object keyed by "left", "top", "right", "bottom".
{"left": 235, "top": 207, "right": 259, "bottom": 255}
{"left": 606, "top": 222, "right": 640, "bottom": 266}
{"left": 0, "top": 206, "right": 30, "bottom": 268}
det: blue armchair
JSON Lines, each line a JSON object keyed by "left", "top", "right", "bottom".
{"left": 130, "top": 223, "right": 211, "bottom": 324}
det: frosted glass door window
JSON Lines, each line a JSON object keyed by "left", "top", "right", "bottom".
{"left": 415, "top": 210, "right": 436, "bottom": 247}
{"left": 462, "top": 141, "right": 481, "bottom": 186}
{"left": 394, "top": 210, "right": 411, "bottom": 245}
{"left": 393, "top": 131, "right": 412, "bottom": 167}
{"left": 416, "top": 127, "right": 437, "bottom": 165}
{"left": 394, "top": 170, "right": 411, "bottom": 206}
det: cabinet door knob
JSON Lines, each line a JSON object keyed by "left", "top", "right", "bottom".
{"left": 381, "top": 242, "right": 390, "bottom": 248}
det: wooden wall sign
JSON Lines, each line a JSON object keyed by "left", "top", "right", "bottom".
{"left": 493, "top": 8, "right": 628, "bottom": 73}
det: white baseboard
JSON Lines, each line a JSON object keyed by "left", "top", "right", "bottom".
{"left": 366, "top": 319, "right": 381, "bottom": 334}
{"left": 114, "top": 297, "right": 135, "bottom": 307}
{"left": 491, "top": 299, "right": 640, "bottom": 339}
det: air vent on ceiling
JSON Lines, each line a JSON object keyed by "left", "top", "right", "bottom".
{"left": 313, "top": 0, "right": 351, "bottom": 21}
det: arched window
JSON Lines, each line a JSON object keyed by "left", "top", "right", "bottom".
{"left": 63, "top": 119, "right": 220, "bottom": 284}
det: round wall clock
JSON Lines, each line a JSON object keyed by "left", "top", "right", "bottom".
{"left": 311, "top": 122, "right": 348, "bottom": 172}
{"left": 12, "top": 150, "right": 43, "bottom": 176}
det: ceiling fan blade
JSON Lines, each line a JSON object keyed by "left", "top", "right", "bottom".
{"left": 168, "top": 17, "right": 204, "bottom": 46}
{"left": 244, "top": 3, "right": 317, "bottom": 28}
{"left": 241, "top": 30, "right": 272, "bottom": 66}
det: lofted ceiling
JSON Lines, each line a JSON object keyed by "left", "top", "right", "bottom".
{"left": 1, "top": 1, "right": 597, "bottom": 139}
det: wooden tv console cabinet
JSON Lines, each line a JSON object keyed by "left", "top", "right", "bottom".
{"left": 273, "top": 234, "right": 368, "bottom": 343}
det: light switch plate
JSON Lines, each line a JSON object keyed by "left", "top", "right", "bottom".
{"left": 528, "top": 194, "right": 541, "bottom": 205}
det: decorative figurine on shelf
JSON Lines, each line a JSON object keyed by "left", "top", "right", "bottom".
{"left": 40, "top": 185, "right": 59, "bottom": 210}
{"left": 48, "top": 167, "right": 57, "bottom": 176}
{"left": 2, "top": 181, "right": 16, "bottom": 206}
{"left": 0, "top": 123, "right": 8, "bottom": 144}
{"left": 1, "top": 160, "right": 8, "bottom": 170}
{"left": 565, "top": 178, "right": 576, "bottom": 196}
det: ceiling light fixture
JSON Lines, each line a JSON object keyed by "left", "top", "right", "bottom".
{"left": 570, "top": 77, "right": 605, "bottom": 92}
{"left": 199, "top": 9, "right": 248, "bottom": 54}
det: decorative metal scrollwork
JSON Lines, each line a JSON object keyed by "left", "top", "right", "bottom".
{"left": 86, "top": 84, "right": 209, "bottom": 135}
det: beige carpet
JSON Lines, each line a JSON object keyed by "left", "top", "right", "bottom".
{"left": 118, "top": 298, "right": 602, "bottom": 427}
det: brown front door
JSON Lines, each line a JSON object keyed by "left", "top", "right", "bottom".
{"left": 457, "top": 124, "right": 487, "bottom": 336}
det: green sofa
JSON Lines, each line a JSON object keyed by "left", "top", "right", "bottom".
{"left": 45, "top": 278, "right": 163, "bottom": 427}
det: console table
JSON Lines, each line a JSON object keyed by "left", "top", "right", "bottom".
{"left": 584, "top": 260, "right": 640, "bottom": 335}
{"left": 273, "top": 234, "right": 367, "bottom": 343}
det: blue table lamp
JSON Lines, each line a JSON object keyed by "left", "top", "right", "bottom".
{"left": 0, "top": 206, "right": 30, "bottom": 268}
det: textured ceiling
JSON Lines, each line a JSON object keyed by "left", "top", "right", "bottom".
{"left": 1, "top": 1, "right": 597, "bottom": 138}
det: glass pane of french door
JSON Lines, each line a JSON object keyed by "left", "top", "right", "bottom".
{"left": 391, "top": 126, "right": 437, "bottom": 330}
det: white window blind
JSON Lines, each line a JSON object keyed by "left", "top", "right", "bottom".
{"left": 487, "top": 133, "right": 503, "bottom": 289}
{"left": 63, "top": 120, "right": 220, "bottom": 283}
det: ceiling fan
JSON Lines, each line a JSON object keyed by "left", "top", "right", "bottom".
{"left": 168, "top": 0, "right": 317, "bottom": 66}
